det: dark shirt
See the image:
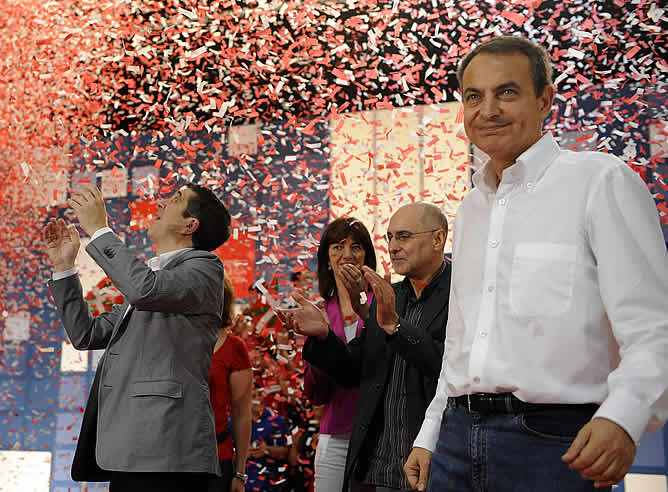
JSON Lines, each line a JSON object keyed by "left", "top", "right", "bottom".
{"left": 364, "top": 262, "right": 446, "bottom": 488}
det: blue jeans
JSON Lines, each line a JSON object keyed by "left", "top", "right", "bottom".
{"left": 427, "top": 406, "right": 612, "bottom": 492}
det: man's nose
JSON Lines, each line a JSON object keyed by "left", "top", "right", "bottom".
{"left": 388, "top": 240, "right": 401, "bottom": 255}
{"left": 480, "top": 95, "right": 500, "bottom": 119}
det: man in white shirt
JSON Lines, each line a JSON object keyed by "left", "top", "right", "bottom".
{"left": 44, "top": 183, "right": 231, "bottom": 491}
{"left": 404, "top": 36, "right": 668, "bottom": 492}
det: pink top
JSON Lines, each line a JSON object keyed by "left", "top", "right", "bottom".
{"left": 304, "top": 294, "right": 372, "bottom": 435}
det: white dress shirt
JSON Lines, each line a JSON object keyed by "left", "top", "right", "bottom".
{"left": 414, "top": 132, "right": 668, "bottom": 451}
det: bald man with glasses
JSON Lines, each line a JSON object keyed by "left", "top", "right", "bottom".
{"left": 286, "top": 202, "right": 451, "bottom": 492}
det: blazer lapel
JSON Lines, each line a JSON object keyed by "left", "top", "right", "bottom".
{"left": 395, "top": 282, "right": 409, "bottom": 319}
{"left": 416, "top": 263, "right": 451, "bottom": 334}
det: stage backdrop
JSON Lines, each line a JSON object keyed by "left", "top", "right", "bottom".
{"left": 0, "top": 0, "right": 666, "bottom": 490}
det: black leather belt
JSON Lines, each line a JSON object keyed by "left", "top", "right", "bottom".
{"left": 449, "top": 392, "right": 599, "bottom": 414}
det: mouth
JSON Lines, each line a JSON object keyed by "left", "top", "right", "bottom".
{"left": 477, "top": 123, "right": 510, "bottom": 135}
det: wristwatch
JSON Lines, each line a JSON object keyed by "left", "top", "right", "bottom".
{"left": 234, "top": 471, "right": 248, "bottom": 483}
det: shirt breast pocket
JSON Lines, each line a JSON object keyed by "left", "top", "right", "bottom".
{"left": 509, "top": 242, "right": 576, "bottom": 317}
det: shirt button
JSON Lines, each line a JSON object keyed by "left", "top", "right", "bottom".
{"left": 473, "top": 377, "right": 480, "bottom": 383}
{"left": 489, "top": 240, "right": 499, "bottom": 248}
{"left": 498, "top": 198, "right": 506, "bottom": 205}
{"left": 487, "top": 285, "right": 495, "bottom": 292}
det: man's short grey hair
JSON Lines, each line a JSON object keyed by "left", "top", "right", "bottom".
{"left": 457, "top": 36, "right": 553, "bottom": 97}
{"left": 420, "top": 203, "right": 448, "bottom": 239}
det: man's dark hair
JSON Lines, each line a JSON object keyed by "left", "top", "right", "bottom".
{"left": 183, "top": 183, "right": 231, "bottom": 251}
{"left": 457, "top": 36, "right": 553, "bottom": 97}
{"left": 317, "top": 217, "right": 376, "bottom": 301}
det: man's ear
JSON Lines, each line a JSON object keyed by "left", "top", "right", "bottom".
{"left": 538, "top": 85, "right": 555, "bottom": 118}
{"left": 185, "top": 217, "right": 200, "bottom": 234}
{"left": 433, "top": 229, "right": 447, "bottom": 250}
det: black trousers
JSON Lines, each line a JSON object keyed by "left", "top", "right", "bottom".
{"left": 109, "top": 471, "right": 212, "bottom": 492}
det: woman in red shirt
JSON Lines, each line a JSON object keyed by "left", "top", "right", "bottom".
{"left": 208, "top": 276, "right": 253, "bottom": 492}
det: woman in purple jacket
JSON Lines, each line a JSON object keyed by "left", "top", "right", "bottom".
{"left": 304, "top": 217, "right": 376, "bottom": 492}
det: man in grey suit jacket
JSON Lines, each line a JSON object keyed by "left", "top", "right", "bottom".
{"left": 44, "top": 183, "right": 232, "bottom": 492}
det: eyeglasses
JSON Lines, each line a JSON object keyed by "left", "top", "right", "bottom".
{"left": 385, "top": 229, "right": 439, "bottom": 244}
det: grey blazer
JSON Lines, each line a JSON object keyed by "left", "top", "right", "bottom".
{"left": 48, "top": 232, "right": 225, "bottom": 478}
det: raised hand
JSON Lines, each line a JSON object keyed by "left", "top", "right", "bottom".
{"left": 340, "top": 264, "right": 370, "bottom": 320}
{"left": 43, "top": 218, "right": 80, "bottom": 272}
{"left": 285, "top": 293, "right": 330, "bottom": 340}
{"left": 362, "top": 266, "right": 398, "bottom": 335}
{"left": 68, "top": 184, "right": 109, "bottom": 236}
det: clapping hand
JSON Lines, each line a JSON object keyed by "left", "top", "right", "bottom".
{"left": 43, "top": 218, "right": 80, "bottom": 272}
{"left": 340, "top": 264, "right": 370, "bottom": 320}
{"left": 68, "top": 184, "right": 109, "bottom": 236}
{"left": 277, "top": 293, "right": 329, "bottom": 340}
{"left": 362, "top": 266, "right": 399, "bottom": 335}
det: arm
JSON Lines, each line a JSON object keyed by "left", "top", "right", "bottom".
{"left": 86, "top": 233, "right": 224, "bottom": 314}
{"left": 386, "top": 309, "right": 446, "bottom": 378}
{"left": 229, "top": 368, "right": 253, "bottom": 480}
{"left": 405, "top": 223, "right": 461, "bottom": 491}
{"left": 286, "top": 428, "right": 301, "bottom": 466}
{"left": 49, "top": 275, "right": 126, "bottom": 350}
{"left": 262, "top": 444, "right": 289, "bottom": 460}
{"left": 412, "top": 321, "right": 450, "bottom": 453}
{"left": 303, "top": 329, "right": 364, "bottom": 389}
{"left": 363, "top": 266, "right": 445, "bottom": 377}
{"left": 563, "top": 163, "right": 668, "bottom": 486}
{"left": 43, "top": 218, "right": 123, "bottom": 350}
{"left": 287, "top": 293, "right": 364, "bottom": 389}
{"left": 303, "top": 362, "right": 333, "bottom": 406}
{"left": 249, "top": 419, "right": 290, "bottom": 461}
{"left": 66, "top": 184, "right": 225, "bottom": 314}
{"left": 266, "top": 416, "right": 290, "bottom": 460}
{"left": 404, "top": 321, "right": 450, "bottom": 491}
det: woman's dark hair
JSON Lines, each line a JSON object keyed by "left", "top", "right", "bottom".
{"left": 317, "top": 217, "right": 376, "bottom": 301}
{"left": 183, "top": 183, "right": 231, "bottom": 251}
{"left": 222, "top": 275, "right": 235, "bottom": 328}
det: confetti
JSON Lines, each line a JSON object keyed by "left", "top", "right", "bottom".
{"left": 0, "top": 3, "right": 665, "bottom": 490}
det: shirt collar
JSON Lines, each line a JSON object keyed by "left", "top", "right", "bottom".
{"left": 516, "top": 132, "right": 561, "bottom": 185}
{"left": 472, "top": 132, "right": 561, "bottom": 193}
{"left": 404, "top": 260, "right": 447, "bottom": 302}
{"left": 147, "top": 248, "right": 193, "bottom": 271}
